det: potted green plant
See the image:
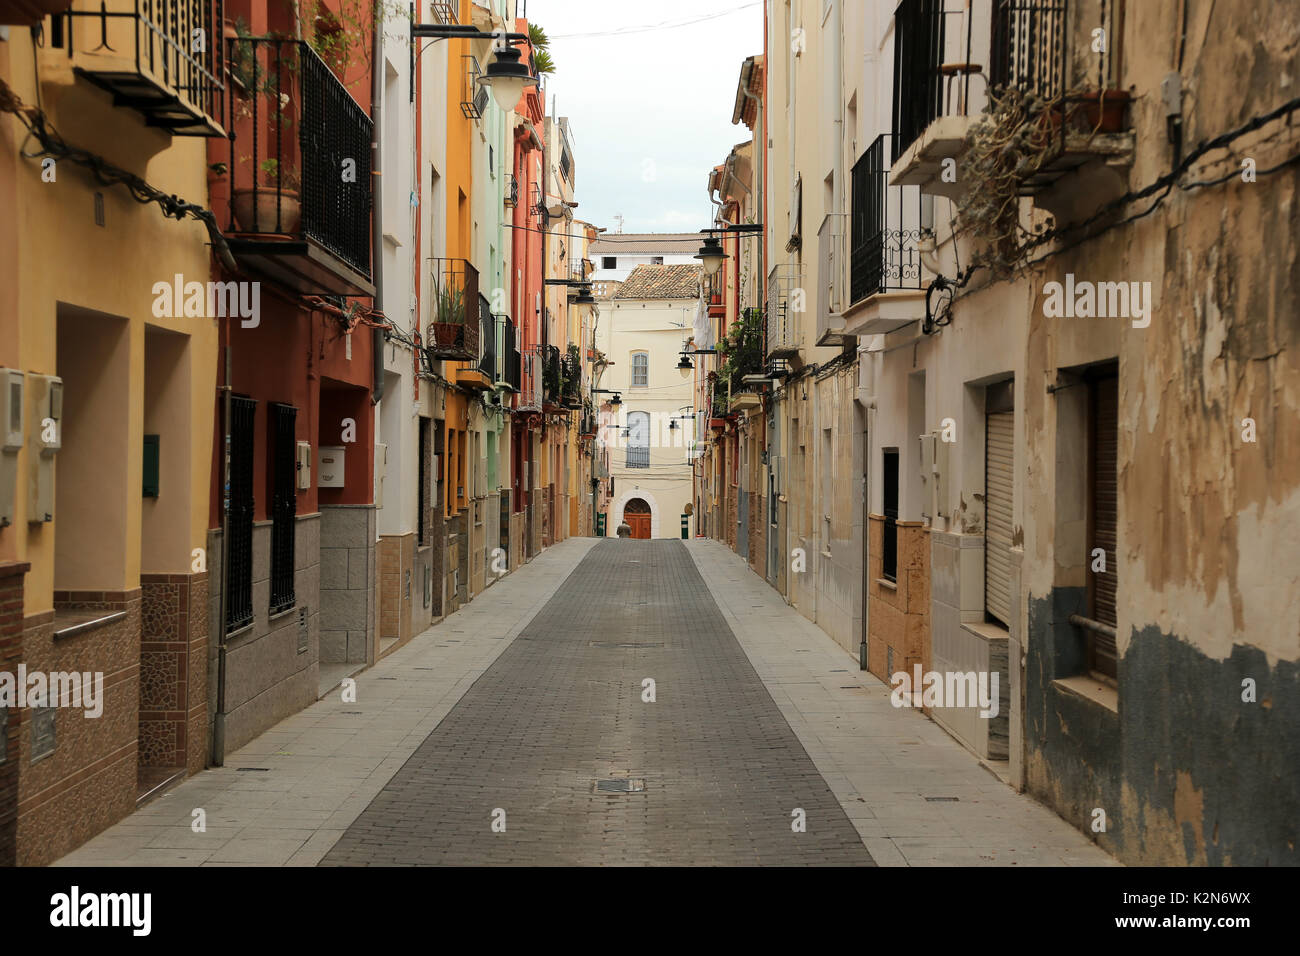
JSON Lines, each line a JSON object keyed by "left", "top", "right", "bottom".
{"left": 430, "top": 275, "right": 472, "bottom": 354}
{"left": 232, "top": 157, "right": 302, "bottom": 234}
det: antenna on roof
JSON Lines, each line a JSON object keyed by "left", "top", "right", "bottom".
{"left": 612, "top": 214, "right": 624, "bottom": 234}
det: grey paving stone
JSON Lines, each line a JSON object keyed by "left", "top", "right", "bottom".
{"left": 321, "top": 540, "right": 874, "bottom": 867}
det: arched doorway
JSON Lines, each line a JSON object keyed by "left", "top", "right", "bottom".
{"left": 623, "top": 498, "right": 652, "bottom": 539}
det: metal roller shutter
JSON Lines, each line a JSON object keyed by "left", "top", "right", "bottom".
{"left": 1089, "top": 375, "right": 1119, "bottom": 677}
{"left": 985, "top": 409, "right": 1014, "bottom": 626}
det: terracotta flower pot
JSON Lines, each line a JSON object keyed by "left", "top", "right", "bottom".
{"left": 1073, "top": 90, "right": 1130, "bottom": 133}
{"left": 231, "top": 188, "right": 301, "bottom": 234}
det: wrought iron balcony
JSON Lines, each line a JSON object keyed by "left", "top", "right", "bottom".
{"left": 428, "top": 258, "right": 481, "bottom": 360}
{"left": 845, "top": 134, "right": 933, "bottom": 334}
{"left": 56, "top": 0, "right": 226, "bottom": 136}
{"left": 851, "top": 134, "right": 928, "bottom": 302}
{"left": 561, "top": 345, "right": 583, "bottom": 408}
{"left": 478, "top": 302, "right": 497, "bottom": 379}
{"left": 625, "top": 446, "right": 649, "bottom": 469}
{"left": 816, "top": 214, "right": 851, "bottom": 346}
{"left": 504, "top": 173, "right": 518, "bottom": 208}
{"left": 541, "top": 344, "right": 565, "bottom": 407}
{"left": 223, "top": 37, "right": 372, "bottom": 295}
{"left": 495, "top": 315, "right": 520, "bottom": 391}
{"left": 766, "top": 263, "right": 803, "bottom": 359}
{"left": 519, "top": 345, "right": 543, "bottom": 411}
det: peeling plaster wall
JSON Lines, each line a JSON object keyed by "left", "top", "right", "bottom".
{"left": 1017, "top": 0, "right": 1300, "bottom": 864}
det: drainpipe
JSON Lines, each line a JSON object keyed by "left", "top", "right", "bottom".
{"left": 371, "top": 17, "right": 386, "bottom": 405}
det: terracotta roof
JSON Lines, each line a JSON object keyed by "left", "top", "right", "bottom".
{"left": 613, "top": 264, "right": 702, "bottom": 300}
{"left": 589, "top": 232, "right": 702, "bottom": 254}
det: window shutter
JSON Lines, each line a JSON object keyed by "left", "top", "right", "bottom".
{"left": 985, "top": 408, "right": 1014, "bottom": 626}
{"left": 1089, "top": 375, "right": 1119, "bottom": 677}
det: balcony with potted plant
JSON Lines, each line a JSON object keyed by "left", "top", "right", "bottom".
{"left": 719, "top": 307, "right": 765, "bottom": 414}
{"left": 222, "top": 32, "right": 373, "bottom": 296}
{"left": 888, "top": 0, "right": 1133, "bottom": 220}
{"left": 428, "top": 258, "right": 481, "bottom": 362}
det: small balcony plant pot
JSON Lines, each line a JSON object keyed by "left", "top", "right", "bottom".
{"left": 1048, "top": 90, "right": 1131, "bottom": 135}
{"left": 1077, "top": 89, "right": 1130, "bottom": 132}
{"left": 231, "top": 188, "right": 301, "bottom": 234}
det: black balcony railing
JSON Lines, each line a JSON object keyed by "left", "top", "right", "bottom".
{"left": 721, "top": 307, "right": 765, "bottom": 396}
{"left": 626, "top": 446, "right": 650, "bottom": 469}
{"left": 850, "top": 134, "right": 927, "bottom": 303}
{"left": 225, "top": 37, "right": 372, "bottom": 279}
{"left": 990, "top": 0, "right": 1070, "bottom": 100}
{"left": 500, "top": 317, "right": 521, "bottom": 390}
{"left": 504, "top": 173, "right": 518, "bottom": 207}
{"left": 891, "top": 0, "right": 946, "bottom": 162}
{"left": 478, "top": 298, "right": 496, "bottom": 377}
{"left": 60, "top": 0, "right": 226, "bottom": 136}
{"left": 428, "top": 258, "right": 480, "bottom": 360}
{"left": 542, "top": 344, "right": 564, "bottom": 405}
{"left": 562, "top": 345, "right": 583, "bottom": 407}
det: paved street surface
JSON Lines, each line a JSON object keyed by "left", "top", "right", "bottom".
{"left": 57, "top": 537, "right": 1114, "bottom": 867}
{"left": 322, "top": 539, "right": 871, "bottom": 865}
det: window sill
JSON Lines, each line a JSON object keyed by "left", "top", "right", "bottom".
{"left": 1053, "top": 675, "right": 1119, "bottom": 714}
{"left": 53, "top": 609, "right": 126, "bottom": 641}
{"left": 961, "top": 620, "right": 1009, "bottom": 643}
{"left": 875, "top": 577, "right": 897, "bottom": 592}
{"left": 269, "top": 605, "right": 297, "bottom": 624}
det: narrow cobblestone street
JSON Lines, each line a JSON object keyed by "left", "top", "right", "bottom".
{"left": 57, "top": 538, "right": 1112, "bottom": 867}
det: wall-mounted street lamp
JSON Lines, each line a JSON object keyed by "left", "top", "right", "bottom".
{"left": 693, "top": 222, "right": 764, "bottom": 277}
{"left": 592, "top": 388, "right": 621, "bottom": 407}
{"left": 676, "top": 346, "right": 718, "bottom": 373}
{"left": 694, "top": 236, "right": 727, "bottom": 276}
{"left": 412, "top": 24, "right": 538, "bottom": 113}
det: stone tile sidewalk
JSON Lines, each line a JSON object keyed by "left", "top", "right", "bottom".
{"left": 54, "top": 538, "right": 599, "bottom": 867}
{"left": 686, "top": 539, "right": 1118, "bottom": 867}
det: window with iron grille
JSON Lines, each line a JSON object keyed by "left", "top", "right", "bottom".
{"left": 626, "top": 412, "right": 650, "bottom": 468}
{"left": 269, "top": 403, "right": 297, "bottom": 615}
{"left": 882, "top": 448, "right": 900, "bottom": 582}
{"left": 631, "top": 352, "right": 649, "bottom": 387}
{"left": 226, "top": 396, "right": 257, "bottom": 632}
{"left": 418, "top": 417, "right": 430, "bottom": 546}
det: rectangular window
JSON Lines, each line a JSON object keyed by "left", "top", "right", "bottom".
{"left": 882, "top": 448, "right": 899, "bottom": 582}
{"left": 269, "top": 402, "right": 297, "bottom": 615}
{"left": 226, "top": 396, "right": 256, "bottom": 632}
{"left": 1087, "top": 369, "right": 1119, "bottom": 680}
{"left": 631, "top": 352, "right": 649, "bottom": 387}
{"left": 651, "top": 256, "right": 664, "bottom": 265}
{"left": 602, "top": 256, "right": 616, "bottom": 270}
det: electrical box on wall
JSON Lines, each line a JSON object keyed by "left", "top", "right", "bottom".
{"left": 374, "top": 442, "right": 387, "bottom": 509}
{"left": 2, "top": 369, "right": 23, "bottom": 450}
{"left": 318, "top": 445, "right": 345, "bottom": 488}
{"left": 296, "top": 441, "right": 312, "bottom": 490}
{"left": 26, "top": 373, "right": 62, "bottom": 524}
{"left": 0, "top": 368, "right": 23, "bottom": 528}
{"left": 919, "top": 430, "right": 950, "bottom": 521}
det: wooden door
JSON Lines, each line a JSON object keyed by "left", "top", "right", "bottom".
{"left": 628, "top": 514, "right": 651, "bottom": 539}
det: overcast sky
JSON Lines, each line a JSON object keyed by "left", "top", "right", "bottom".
{"left": 526, "top": 0, "right": 763, "bottom": 234}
